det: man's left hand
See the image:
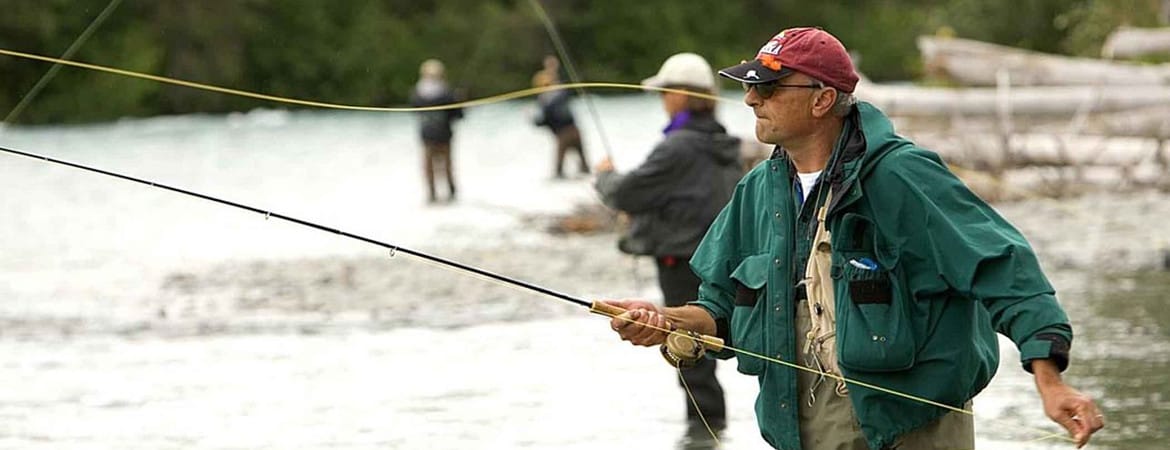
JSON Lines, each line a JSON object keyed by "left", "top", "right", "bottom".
{"left": 1033, "top": 360, "right": 1104, "bottom": 448}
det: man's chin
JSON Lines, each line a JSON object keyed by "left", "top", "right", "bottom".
{"left": 754, "top": 126, "right": 775, "bottom": 145}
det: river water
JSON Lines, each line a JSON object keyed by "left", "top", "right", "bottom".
{"left": 1, "top": 95, "right": 1167, "bottom": 449}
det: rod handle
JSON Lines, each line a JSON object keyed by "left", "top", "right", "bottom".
{"left": 588, "top": 300, "right": 627, "bottom": 318}
{"left": 589, "top": 301, "right": 724, "bottom": 352}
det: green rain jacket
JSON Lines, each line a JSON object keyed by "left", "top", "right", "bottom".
{"left": 690, "top": 102, "right": 1072, "bottom": 450}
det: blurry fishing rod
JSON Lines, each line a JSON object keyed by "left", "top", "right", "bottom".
{"left": 527, "top": 0, "right": 614, "bottom": 159}
{"left": 0, "top": 144, "right": 726, "bottom": 356}
{"left": 1, "top": 0, "right": 123, "bottom": 129}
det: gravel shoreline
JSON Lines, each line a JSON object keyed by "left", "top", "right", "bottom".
{"left": 130, "top": 190, "right": 1170, "bottom": 333}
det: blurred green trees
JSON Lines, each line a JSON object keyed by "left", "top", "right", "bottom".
{"left": 0, "top": 0, "right": 1164, "bottom": 123}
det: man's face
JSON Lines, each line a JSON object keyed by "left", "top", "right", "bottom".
{"left": 743, "top": 73, "right": 823, "bottom": 145}
{"left": 660, "top": 90, "right": 688, "bottom": 116}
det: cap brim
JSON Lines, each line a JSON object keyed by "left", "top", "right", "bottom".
{"left": 640, "top": 75, "right": 667, "bottom": 88}
{"left": 717, "top": 60, "right": 794, "bottom": 84}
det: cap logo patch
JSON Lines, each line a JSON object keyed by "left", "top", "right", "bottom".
{"left": 757, "top": 39, "right": 782, "bottom": 57}
{"left": 745, "top": 70, "right": 759, "bottom": 80}
{"left": 756, "top": 54, "right": 783, "bottom": 71}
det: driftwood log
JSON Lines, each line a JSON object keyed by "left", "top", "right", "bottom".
{"left": 918, "top": 35, "right": 1170, "bottom": 86}
{"left": 1103, "top": 27, "right": 1170, "bottom": 60}
{"left": 912, "top": 131, "right": 1163, "bottom": 168}
{"left": 915, "top": 131, "right": 1169, "bottom": 200}
{"left": 854, "top": 81, "right": 1170, "bottom": 119}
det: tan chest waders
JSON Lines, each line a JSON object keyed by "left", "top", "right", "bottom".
{"left": 802, "top": 190, "right": 848, "bottom": 404}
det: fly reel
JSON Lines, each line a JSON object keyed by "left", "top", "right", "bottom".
{"left": 660, "top": 330, "right": 707, "bottom": 368}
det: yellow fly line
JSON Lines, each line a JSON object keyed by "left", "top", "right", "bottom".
{"left": 0, "top": 47, "right": 732, "bottom": 116}
{"left": 0, "top": 45, "right": 1074, "bottom": 445}
{"left": 404, "top": 250, "right": 1074, "bottom": 444}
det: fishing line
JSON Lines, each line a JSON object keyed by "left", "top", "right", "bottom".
{"left": 2, "top": 0, "right": 124, "bottom": 126}
{"left": 2, "top": 4, "right": 730, "bottom": 226}
{"left": 0, "top": 47, "right": 731, "bottom": 116}
{"left": 526, "top": 0, "right": 614, "bottom": 159}
{"left": 677, "top": 367, "right": 723, "bottom": 446}
{"left": 648, "top": 304, "right": 1075, "bottom": 444}
{"left": 0, "top": 45, "right": 1014, "bottom": 202}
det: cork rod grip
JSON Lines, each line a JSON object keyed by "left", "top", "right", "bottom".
{"left": 588, "top": 300, "right": 627, "bottom": 318}
{"left": 589, "top": 301, "right": 725, "bottom": 352}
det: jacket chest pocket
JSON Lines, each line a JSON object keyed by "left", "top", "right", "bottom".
{"left": 832, "top": 214, "right": 917, "bottom": 372}
{"left": 728, "top": 254, "right": 772, "bottom": 375}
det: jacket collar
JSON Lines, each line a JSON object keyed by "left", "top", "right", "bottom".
{"left": 824, "top": 107, "right": 866, "bottom": 215}
{"left": 769, "top": 101, "right": 909, "bottom": 217}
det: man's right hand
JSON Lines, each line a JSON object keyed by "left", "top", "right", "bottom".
{"left": 601, "top": 299, "right": 670, "bottom": 346}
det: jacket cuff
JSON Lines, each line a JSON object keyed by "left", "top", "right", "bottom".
{"left": 1020, "top": 333, "right": 1071, "bottom": 373}
{"left": 689, "top": 300, "right": 735, "bottom": 360}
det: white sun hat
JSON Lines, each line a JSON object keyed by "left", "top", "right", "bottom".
{"left": 641, "top": 52, "right": 715, "bottom": 90}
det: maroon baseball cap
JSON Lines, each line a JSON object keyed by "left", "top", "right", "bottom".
{"left": 719, "top": 27, "right": 859, "bottom": 93}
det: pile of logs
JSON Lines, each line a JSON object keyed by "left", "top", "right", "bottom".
{"left": 853, "top": 32, "right": 1170, "bottom": 200}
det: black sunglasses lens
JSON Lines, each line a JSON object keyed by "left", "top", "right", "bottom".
{"left": 743, "top": 82, "right": 775, "bottom": 98}
{"left": 755, "top": 82, "right": 776, "bottom": 98}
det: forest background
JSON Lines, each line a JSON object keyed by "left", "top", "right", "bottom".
{"left": 1, "top": 0, "right": 1167, "bottom": 124}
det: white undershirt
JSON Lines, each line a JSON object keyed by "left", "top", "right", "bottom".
{"left": 797, "top": 170, "right": 823, "bottom": 203}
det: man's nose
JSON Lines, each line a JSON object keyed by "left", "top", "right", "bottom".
{"left": 743, "top": 86, "right": 761, "bottom": 107}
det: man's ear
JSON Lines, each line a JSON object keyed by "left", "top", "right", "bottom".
{"left": 810, "top": 88, "right": 837, "bottom": 118}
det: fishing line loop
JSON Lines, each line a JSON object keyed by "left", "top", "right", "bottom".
{"left": 0, "top": 48, "right": 735, "bottom": 116}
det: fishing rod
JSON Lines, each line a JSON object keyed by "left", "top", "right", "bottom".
{"left": 0, "top": 144, "right": 724, "bottom": 355}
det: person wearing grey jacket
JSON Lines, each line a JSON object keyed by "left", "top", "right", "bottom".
{"left": 410, "top": 59, "right": 464, "bottom": 204}
{"left": 594, "top": 53, "right": 743, "bottom": 434}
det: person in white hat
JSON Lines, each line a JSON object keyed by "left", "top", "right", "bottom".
{"left": 593, "top": 52, "right": 743, "bottom": 432}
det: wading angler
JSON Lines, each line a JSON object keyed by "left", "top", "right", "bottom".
{"left": 604, "top": 27, "right": 1105, "bottom": 450}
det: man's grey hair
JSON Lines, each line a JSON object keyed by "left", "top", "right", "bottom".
{"left": 830, "top": 90, "right": 857, "bottom": 118}
{"left": 811, "top": 77, "right": 857, "bottom": 118}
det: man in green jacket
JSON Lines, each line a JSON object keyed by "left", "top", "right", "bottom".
{"left": 605, "top": 27, "right": 1104, "bottom": 449}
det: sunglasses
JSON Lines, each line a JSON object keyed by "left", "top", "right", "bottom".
{"left": 743, "top": 80, "right": 823, "bottom": 99}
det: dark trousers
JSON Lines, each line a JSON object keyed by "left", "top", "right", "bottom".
{"left": 553, "top": 125, "right": 589, "bottom": 178}
{"left": 656, "top": 257, "right": 726, "bottom": 425}
{"left": 423, "top": 140, "right": 455, "bottom": 202}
